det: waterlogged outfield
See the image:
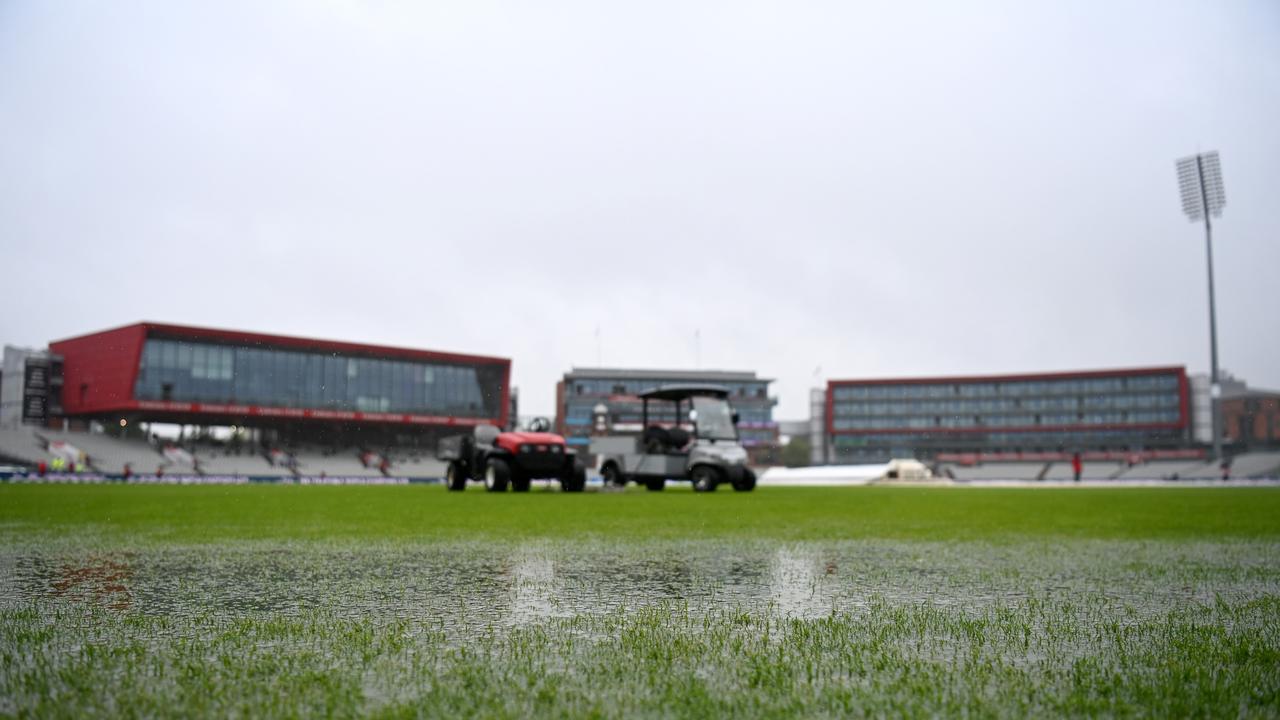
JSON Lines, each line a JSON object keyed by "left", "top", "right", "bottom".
{"left": 3, "top": 484, "right": 1280, "bottom": 542}
{"left": 2, "top": 486, "right": 1280, "bottom": 718}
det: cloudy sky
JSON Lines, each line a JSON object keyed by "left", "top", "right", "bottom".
{"left": 1, "top": 0, "right": 1277, "bottom": 419}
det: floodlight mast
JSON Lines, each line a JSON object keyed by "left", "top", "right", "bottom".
{"left": 1176, "top": 151, "right": 1226, "bottom": 462}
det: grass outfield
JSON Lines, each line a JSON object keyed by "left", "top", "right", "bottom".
{"left": 2, "top": 484, "right": 1279, "bottom": 542}
{"left": 2, "top": 485, "right": 1279, "bottom": 717}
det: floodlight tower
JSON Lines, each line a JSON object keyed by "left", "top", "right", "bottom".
{"left": 1176, "top": 151, "right": 1227, "bottom": 461}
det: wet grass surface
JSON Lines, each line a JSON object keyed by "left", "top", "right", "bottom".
{"left": 2, "top": 486, "right": 1279, "bottom": 717}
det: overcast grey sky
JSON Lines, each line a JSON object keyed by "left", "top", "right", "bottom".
{"left": 1, "top": 0, "right": 1277, "bottom": 419}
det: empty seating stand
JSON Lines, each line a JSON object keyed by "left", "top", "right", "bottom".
{"left": 1112, "top": 460, "right": 1207, "bottom": 481}
{"left": 0, "top": 427, "right": 47, "bottom": 465}
{"left": 188, "top": 449, "right": 277, "bottom": 477}
{"left": 1042, "top": 462, "right": 1122, "bottom": 481}
{"left": 1177, "top": 452, "right": 1280, "bottom": 480}
{"left": 943, "top": 463, "right": 1047, "bottom": 481}
{"left": 0, "top": 426, "right": 162, "bottom": 474}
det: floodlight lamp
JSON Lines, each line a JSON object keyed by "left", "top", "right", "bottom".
{"left": 1176, "top": 151, "right": 1226, "bottom": 222}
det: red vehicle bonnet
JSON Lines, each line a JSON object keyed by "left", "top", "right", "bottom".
{"left": 495, "top": 431, "right": 567, "bottom": 453}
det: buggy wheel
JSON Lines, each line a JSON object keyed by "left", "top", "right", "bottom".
{"left": 444, "top": 461, "right": 467, "bottom": 491}
{"left": 731, "top": 468, "right": 756, "bottom": 492}
{"left": 484, "top": 458, "right": 511, "bottom": 492}
{"left": 561, "top": 462, "right": 586, "bottom": 492}
{"left": 690, "top": 465, "right": 719, "bottom": 493}
{"left": 601, "top": 462, "right": 626, "bottom": 489}
{"left": 644, "top": 477, "right": 665, "bottom": 492}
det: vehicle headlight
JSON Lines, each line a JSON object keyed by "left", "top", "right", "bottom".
{"left": 520, "top": 445, "right": 531, "bottom": 453}
{"left": 550, "top": 446, "right": 562, "bottom": 454}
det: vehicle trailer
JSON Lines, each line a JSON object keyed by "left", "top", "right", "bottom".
{"left": 589, "top": 384, "right": 756, "bottom": 492}
{"left": 438, "top": 422, "right": 586, "bottom": 492}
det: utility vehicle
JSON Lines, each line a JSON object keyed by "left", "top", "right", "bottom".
{"left": 438, "top": 418, "right": 586, "bottom": 492}
{"left": 590, "top": 384, "right": 756, "bottom": 492}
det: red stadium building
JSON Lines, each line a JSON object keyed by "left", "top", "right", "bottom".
{"left": 47, "top": 322, "right": 510, "bottom": 445}
{"left": 825, "top": 366, "right": 1193, "bottom": 463}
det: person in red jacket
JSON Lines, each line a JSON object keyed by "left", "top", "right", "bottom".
{"left": 1071, "top": 452, "right": 1083, "bottom": 483}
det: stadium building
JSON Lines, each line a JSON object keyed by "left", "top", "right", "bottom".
{"left": 556, "top": 368, "right": 778, "bottom": 461}
{"left": 825, "top": 366, "right": 1191, "bottom": 463}
{"left": 0, "top": 322, "right": 512, "bottom": 475}
{"left": 34, "top": 322, "right": 512, "bottom": 443}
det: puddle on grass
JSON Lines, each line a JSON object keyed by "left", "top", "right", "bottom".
{"left": 3, "top": 538, "right": 1277, "bottom": 718}
{"left": 769, "top": 547, "right": 830, "bottom": 617}
{"left": 509, "top": 554, "right": 563, "bottom": 625}
{"left": 3, "top": 539, "right": 1279, "bottom": 633}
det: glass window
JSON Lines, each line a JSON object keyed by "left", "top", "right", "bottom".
{"left": 399, "top": 362, "right": 413, "bottom": 412}
{"left": 191, "top": 345, "right": 207, "bottom": 379}
{"left": 132, "top": 339, "right": 506, "bottom": 418}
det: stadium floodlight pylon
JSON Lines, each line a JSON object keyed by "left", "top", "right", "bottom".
{"left": 1176, "top": 151, "right": 1226, "bottom": 463}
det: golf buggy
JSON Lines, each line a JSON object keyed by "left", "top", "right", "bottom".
{"left": 437, "top": 417, "right": 586, "bottom": 492}
{"left": 590, "top": 384, "right": 756, "bottom": 492}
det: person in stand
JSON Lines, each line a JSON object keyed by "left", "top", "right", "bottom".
{"left": 1220, "top": 457, "right": 1232, "bottom": 482}
{"left": 122, "top": 463, "right": 132, "bottom": 481}
{"left": 1071, "top": 452, "right": 1083, "bottom": 483}
{"left": 37, "top": 460, "right": 47, "bottom": 478}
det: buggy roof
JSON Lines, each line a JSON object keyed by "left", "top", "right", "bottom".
{"left": 638, "top": 384, "right": 730, "bottom": 401}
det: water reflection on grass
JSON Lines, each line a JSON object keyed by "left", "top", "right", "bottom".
{"left": 2, "top": 538, "right": 1278, "bottom": 717}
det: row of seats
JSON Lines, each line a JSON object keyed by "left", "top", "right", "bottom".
{"left": 940, "top": 452, "right": 1280, "bottom": 481}
{"left": 0, "top": 426, "right": 51, "bottom": 466}
{"left": 7, "top": 427, "right": 1278, "bottom": 481}
{"left": 1041, "top": 462, "right": 1120, "bottom": 481}
{"left": 1172, "top": 451, "right": 1280, "bottom": 479}
{"left": 943, "top": 463, "right": 1047, "bottom": 480}
{"left": 0, "top": 427, "right": 450, "bottom": 478}
{"left": 0, "top": 426, "right": 164, "bottom": 473}
{"left": 1111, "top": 460, "right": 1206, "bottom": 480}
{"left": 189, "top": 449, "right": 276, "bottom": 476}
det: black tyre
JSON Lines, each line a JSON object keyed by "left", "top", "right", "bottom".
{"left": 444, "top": 461, "right": 467, "bottom": 491}
{"left": 601, "top": 462, "right": 626, "bottom": 489}
{"left": 690, "top": 465, "right": 719, "bottom": 493}
{"left": 644, "top": 477, "right": 665, "bottom": 492}
{"left": 561, "top": 462, "right": 586, "bottom": 492}
{"left": 732, "top": 468, "right": 756, "bottom": 492}
{"left": 484, "top": 458, "right": 511, "bottom": 492}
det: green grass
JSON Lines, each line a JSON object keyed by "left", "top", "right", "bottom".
{"left": 2, "top": 484, "right": 1279, "bottom": 543}
{"left": 5, "top": 594, "right": 1278, "bottom": 718}
{"left": 2, "top": 486, "right": 1279, "bottom": 718}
